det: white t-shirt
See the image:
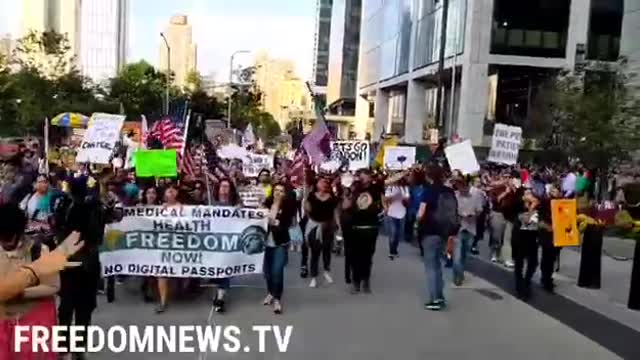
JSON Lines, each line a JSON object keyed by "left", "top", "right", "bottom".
{"left": 385, "top": 186, "right": 409, "bottom": 219}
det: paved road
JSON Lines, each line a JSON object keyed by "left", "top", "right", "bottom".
{"left": 91, "top": 241, "right": 622, "bottom": 360}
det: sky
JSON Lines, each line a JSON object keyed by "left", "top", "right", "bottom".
{"left": 0, "top": 0, "right": 317, "bottom": 81}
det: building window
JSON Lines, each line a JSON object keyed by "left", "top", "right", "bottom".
{"left": 587, "top": 0, "right": 623, "bottom": 61}
{"left": 491, "top": 0, "right": 570, "bottom": 58}
{"left": 387, "top": 91, "right": 406, "bottom": 136}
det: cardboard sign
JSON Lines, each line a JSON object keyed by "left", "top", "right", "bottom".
{"left": 444, "top": 140, "right": 480, "bottom": 175}
{"left": 134, "top": 150, "right": 178, "bottom": 178}
{"left": 551, "top": 199, "right": 579, "bottom": 247}
{"left": 487, "top": 124, "right": 522, "bottom": 165}
{"left": 242, "top": 153, "right": 274, "bottom": 177}
{"left": 383, "top": 146, "right": 416, "bottom": 170}
{"left": 75, "top": 113, "right": 125, "bottom": 164}
{"left": 238, "top": 186, "right": 266, "bottom": 208}
{"left": 328, "top": 141, "right": 370, "bottom": 171}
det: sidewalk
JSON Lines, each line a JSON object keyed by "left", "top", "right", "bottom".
{"left": 473, "top": 236, "right": 640, "bottom": 332}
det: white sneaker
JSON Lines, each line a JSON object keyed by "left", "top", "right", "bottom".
{"left": 504, "top": 260, "right": 515, "bottom": 268}
{"left": 323, "top": 271, "right": 334, "bottom": 284}
{"left": 490, "top": 256, "right": 498, "bottom": 263}
{"left": 309, "top": 278, "right": 318, "bottom": 288}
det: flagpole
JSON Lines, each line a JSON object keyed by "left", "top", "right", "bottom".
{"left": 181, "top": 107, "right": 191, "bottom": 157}
{"left": 44, "top": 117, "right": 49, "bottom": 174}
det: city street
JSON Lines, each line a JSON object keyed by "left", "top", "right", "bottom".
{"left": 92, "top": 241, "right": 628, "bottom": 360}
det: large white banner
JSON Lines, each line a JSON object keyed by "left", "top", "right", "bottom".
{"left": 242, "top": 153, "right": 274, "bottom": 177}
{"left": 487, "top": 124, "right": 522, "bottom": 165}
{"left": 76, "top": 113, "right": 125, "bottom": 164}
{"left": 328, "top": 141, "right": 370, "bottom": 171}
{"left": 384, "top": 146, "right": 416, "bottom": 170}
{"left": 445, "top": 139, "right": 480, "bottom": 175}
{"left": 100, "top": 206, "right": 269, "bottom": 278}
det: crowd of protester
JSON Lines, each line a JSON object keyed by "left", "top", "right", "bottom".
{"left": 0, "top": 141, "right": 639, "bottom": 358}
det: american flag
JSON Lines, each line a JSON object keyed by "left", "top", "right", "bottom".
{"left": 147, "top": 100, "right": 195, "bottom": 176}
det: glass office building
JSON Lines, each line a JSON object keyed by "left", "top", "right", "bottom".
{"left": 354, "top": 0, "right": 628, "bottom": 145}
{"left": 80, "top": 0, "right": 128, "bottom": 83}
{"left": 313, "top": 0, "right": 334, "bottom": 88}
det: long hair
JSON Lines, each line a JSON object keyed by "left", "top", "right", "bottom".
{"left": 142, "top": 186, "right": 161, "bottom": 205}
{"left": 214, "top": 178, "right": 240, "bottom": 206}
{"left": 264, "top": 182, "right": 296, "bottom": 211}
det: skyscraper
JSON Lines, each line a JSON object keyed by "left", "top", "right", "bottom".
{"left": 80, "top": 0, "right": 128, "bottom": 82}
{"left": 159, "top": 15, "right": 198, "bottom": 89}
{"left": 312, "top": 0, "right": 333, "bottom": 90}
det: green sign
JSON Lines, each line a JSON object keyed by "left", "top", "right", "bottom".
{"left": 134, "top": 150, "right": 177, "bottom": 177}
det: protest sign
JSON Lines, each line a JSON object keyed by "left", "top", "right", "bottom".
{"left": 551, "top": 199, "right": 579, "bottom": 247}
{"left": 76, "top": 113, "right": 125, "bottom": 164}
{"left": 383, "top": 146, "right": 416, "bottom": 170}
{"left": 487, "top": 124, "right": 522, "bottom": 165}
{"left": 444, "top": 139, "right": 480, "bottom": 175}
{"left": 101, "top": 206, "right": 269, "bottom": 278}
{"left": 243, "top": 153, "right": 274, "bottom": 177}
{"left": 134, "top": 150, "right": 178, "bottom": 178}
{"left": 328, "top": 141, "right": 370, "bottom": 171}
{"left": 238, "top": 186, "right": 266, "bottom": 208}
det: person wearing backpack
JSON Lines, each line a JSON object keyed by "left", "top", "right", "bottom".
{"left": 417, "top": 165, "right": 459, "bottom": 311}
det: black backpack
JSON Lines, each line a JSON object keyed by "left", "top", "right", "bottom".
{"left": 432, "top": 188, "right": 460, "bottom": 237}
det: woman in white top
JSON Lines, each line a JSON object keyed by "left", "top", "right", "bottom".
{"left": 384, "top": 176, "right": 409, "bottom": 259}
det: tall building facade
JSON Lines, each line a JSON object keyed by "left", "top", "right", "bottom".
{"left": 159, "top": 15, "right": 198, "bottom": 89}
{"left": 254, "top": 51, "right": 312, "bottom": 129}
{"left": 79, "top": 0, "right": 128, "bottom": 82}
{"left": 354, "top": 0, "right": 633, "bottom": 145}
{"left": 0, "top": 35, "right": 14, "bottom": 62}
{"left": 312, "top": 0, "right": 333, "bottom": 91}
{"left": 327, "top": 0, "right": 362, "bottom": 110}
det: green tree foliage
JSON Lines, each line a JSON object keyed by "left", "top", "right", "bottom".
{"left": 228, "top": 66, "right": 281, "bottom": 140}
{"left": 13, "top": 30, "right": 73, "bottom": 79}
{"left": 185, "top": 70, "right": 203, "bottom": 92}
{"left": 108, "top": 61, "right": 173, "bottom": 120}
{"left": 547, "top": 59, "right": 640, "bottom": 170}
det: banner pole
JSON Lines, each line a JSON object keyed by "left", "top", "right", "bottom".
{"left": 44, "top": 117, "right": 49, "bottom": 174}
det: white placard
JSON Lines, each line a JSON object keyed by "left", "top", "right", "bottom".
{"left": 242, "top": 153, "right": 274, "bottom": 177}
{"left": 487, "top": 124, "right": 522, "bottom": 165}
{"left": 76, "top": 113, "right": 125, "bottom": 164}
{"left": 383, "top": 146, "right": 416, "bottom": 170}
{"left": 327, "top": 141, "right": 370, "bottom": 171}
{"left": 444, "top": 139, "right": 480, "bottom": 175}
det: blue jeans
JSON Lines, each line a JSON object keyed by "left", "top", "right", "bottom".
{"left": 263, "top": 246, "right": 288, "bottom": 300}
{"left": 387, "top": 217, "right": 405, "bottom": 255}
{"left": 421, "top": 234, "right": 445, "bottom": 303}
{"left": 453, "top": 230, "right": 472, "bottom": 283}
{"left": 212, "top": 277, "right": 230, "bottom": 289}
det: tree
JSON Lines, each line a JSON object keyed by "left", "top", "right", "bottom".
{"left": 13, "top": 30, "right": 74, "bottom": 79}
{"left": 547, "top": 59, "right": 640, "bottom": 170}
{"left": 108, "top": 61, "right": 171, "bottom": 120}
{"left": 185, "top": 70, "right": 203, "bottom": 92}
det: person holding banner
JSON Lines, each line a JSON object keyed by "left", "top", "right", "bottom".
{"left": 155, "top": 184, "right": 182, "bottom": 314}
{"left": 139, "top": 187, "right": 161, "bottom": 303}
{"left": 210, "top": 178, "right": 241, "bottom": 313}
{"left": 262, "top": 182, "right": 296, "bottom": 314}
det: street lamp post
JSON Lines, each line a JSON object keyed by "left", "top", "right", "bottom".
{"left": 228, "top": 50, "right": 250, "bottom": 128}
{"left": 160, "top": 32, "right": 171, "bottom": 115}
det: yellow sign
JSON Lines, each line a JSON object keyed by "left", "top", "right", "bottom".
{"left": 551, "top": 199, "right": 580, "bottom": 247}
